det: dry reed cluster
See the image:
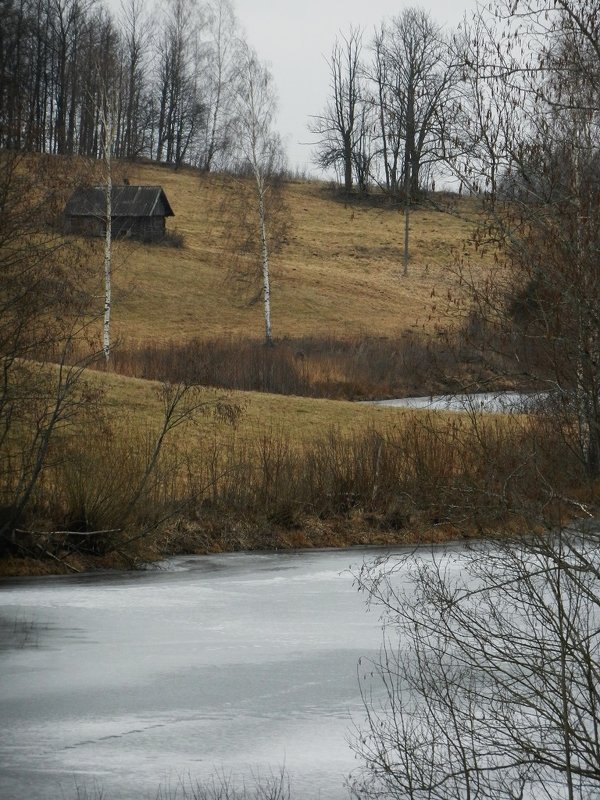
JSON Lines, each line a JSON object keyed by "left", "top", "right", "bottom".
{"left": 10, "top": 404, "right": 586, "bottom": 572}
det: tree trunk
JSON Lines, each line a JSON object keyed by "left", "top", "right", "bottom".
{"left": 257, "top": 178, "right": 272, "bottom": 346}
{"left": 403, "top": 139, "right": 411, "bottom": 276}
{"left": 103, "top": 107, "right": 113, "bottom": 362}
{"left": 343, "top": 133, "right": 353, "bottom": 192}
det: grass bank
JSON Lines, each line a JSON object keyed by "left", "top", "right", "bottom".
{"left": 1, "top": 368, "right": 593, "bottom": 577}
{"left": 73, "top": 162, "right": 487, "bottom": 345}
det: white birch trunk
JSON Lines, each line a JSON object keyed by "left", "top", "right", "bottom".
{"left": 102, "top": 106, "right": 113, "bottom": 363}
{"left": 103, "top": 160, "right": 112, "bottom": 362}
{"left": 257, "top": 178, "right": 272, "bottom": 345}
{"left": 236, "top": 45, "right": 281, "bottom": 346}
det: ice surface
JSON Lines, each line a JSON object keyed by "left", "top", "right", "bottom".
{"left": 0, "top": 548, "right": 415, "bottom": 800}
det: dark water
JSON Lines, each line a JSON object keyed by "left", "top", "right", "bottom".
{"left": 0, "top": 548, "right": 404, "bottom": 800}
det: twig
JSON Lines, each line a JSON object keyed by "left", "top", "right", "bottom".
{"left": 14, "top": 528, "right": 122, "bottom": 537}
{"left": 33, "top": 542, "right": 82, "bottom": 573}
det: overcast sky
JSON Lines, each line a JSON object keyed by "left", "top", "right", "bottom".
{"left": 233, "top": 0, "right": 478, "bottom": 176}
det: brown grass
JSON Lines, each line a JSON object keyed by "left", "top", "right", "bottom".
{"left": 2, "top": 357, "right": 590, "bottom": 577}
{"left": 84, "top": 162, "right": 486, "bottom": 345}
{"left": 101, "top": 331, "right": 489, "bottom": 401}
{"left": 74, "top": 367, "right": 413, "bottom": 444}
{"left": 0, "top": 159, "right": 532, "bottom": 577}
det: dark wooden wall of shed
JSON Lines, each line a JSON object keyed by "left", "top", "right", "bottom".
{"left": 65, "top": 216, "right": 166, "bottom": 241}
{"left": 65, "top": 217, "right": 103, "bottom": 236}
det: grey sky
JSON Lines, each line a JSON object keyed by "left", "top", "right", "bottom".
{"left": 234, "top": 0, "right": 478, "bottom": 176}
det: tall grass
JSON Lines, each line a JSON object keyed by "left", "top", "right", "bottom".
{"left": 10, "top": 404, "right": 585, "bottom": 568}
{"left": 187, "top": 413, "right": 580, "bottom": 531}
{"left": 103, "top": 332, "right": 495, "bottom": 400}
{"left": 72, "top": 768, "right": 291, "bottom": 800}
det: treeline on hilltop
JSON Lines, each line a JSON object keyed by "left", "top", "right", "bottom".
{"left": 311, "top": 5, "right": 600, "bottom": 199}
{"left": 2, "top": 0, "right": 600, "bottom": 202}
{"left": 0, "top": 0, "right": 251, "bottom": 170}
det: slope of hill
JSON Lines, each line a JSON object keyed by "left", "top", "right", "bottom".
{"left": 102, "top": 162, "right": 481, "bottom": 344}
{"left": 2, "top": 157, "right": 510, "bottom": 576}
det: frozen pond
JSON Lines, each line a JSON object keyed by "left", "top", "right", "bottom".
{"left": 368, "top": 391, "right": 545, "bottom": 413}
{"left": 0, "top": 548, "right": 419, "bottom": 800}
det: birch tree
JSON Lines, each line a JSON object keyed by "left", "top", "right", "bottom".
{"left": 94, "top": 67, "right": 118, "bottom": 362}
{"left": 233, "top": 44, "right": 284, "bottom": 346}
{"left": 101, "top": 107, "right": 113, "bottom": 363}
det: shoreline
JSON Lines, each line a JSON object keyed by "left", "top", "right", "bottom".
{"left": 0, "top": 511, "right": 528, "bottom": 579}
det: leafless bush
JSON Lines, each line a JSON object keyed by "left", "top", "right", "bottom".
{"left": 351, "top": 522, "right": 600, "bottom": 800}
{"left": 9, "top": 383, "right": 241, "bottom": 562}
{"left": 155, "top": 768, "right": 291, "bottom": 800}
{"left": 0, "top": 151, "right": 101, "bottom": 548}
{"left": 106, "top": 332, "right": 493, "bottom": 401}
{"left": 161, "top": 228, "right": 185, "bottom": 248}
{"left": 183, "top": 411, "right": 584, "bottom": 536}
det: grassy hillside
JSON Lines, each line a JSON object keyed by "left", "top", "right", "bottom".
{"left": 93, "top": 367, "right": 408, "bottom": 444}
{"left": 3, "top": 157, "right": 527, "bottom": 576}
{"left": 100, "top": 162, "right": 482, "bottom": 344}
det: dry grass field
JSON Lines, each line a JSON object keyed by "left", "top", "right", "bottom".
{"left": 98, "top": 162, "right": 484, "bottom": 345}
{"left": 2, "top": 158, "right": 594, "bottom": 578}
{"left": 92, "top": 367, "right": 408, "bottom": 445}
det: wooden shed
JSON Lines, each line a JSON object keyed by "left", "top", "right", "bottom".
{"left": 64, "top": 185, "right": 174, "bottom": 242}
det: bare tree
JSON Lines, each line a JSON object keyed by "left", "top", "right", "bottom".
{"left": 442, "top": 11, "right": 527, "bottom": 202}
{"left": 387, "top": 9, "right": 455, "bottom": 196}
{"left": 369, "top": 9, "right": 455, "bottom": 199}
{"left": 232, "top": 44, "right": 285, "bottom": 346}
{"left": 197, "top": 0, "right": 241, "bottom": 172}
{"left": 118, "top": 0, "right": 150, "bottom": 159}
{"left": 350, "top": 3, "right": 600, "bottom": 796}
{"left": 370, "top": 9, "right": 457, "bottom": 274}
{"left": 368, "top": 24, "right": 403, "bottom": 196}
{"left": 154, "top": 0, "right": 205, "bottom": 167}
{"left": 352, "top": 525, "right": 600, "bottom": 800}
{"left": 0, "top": 151, "right": 98, "bottom": 545}
{"left": 442, "top": 0, "right": 600, "bottom": 476}
{"left": 310, "top": 27, "right": 364, "bottom": 193}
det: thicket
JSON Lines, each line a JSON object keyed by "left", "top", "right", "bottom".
{"left": 9, "top": 400, "right": 590, "bottom": 569}
{"left": 102, "top": 331, "right": 507, "bottom": 401}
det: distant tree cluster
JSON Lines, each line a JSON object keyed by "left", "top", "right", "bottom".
{"left": 312, "top": 1, "right": 599, "bottom": 202}
{"left": 311, "top": 8, "right": 458, "bottom": 196}
{"left": 0, "top": 0, "right": 251, "bottom": 171}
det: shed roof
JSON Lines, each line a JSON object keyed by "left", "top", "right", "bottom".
{"left": 65, "top": 186, "right": 174, "bottom": 217}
